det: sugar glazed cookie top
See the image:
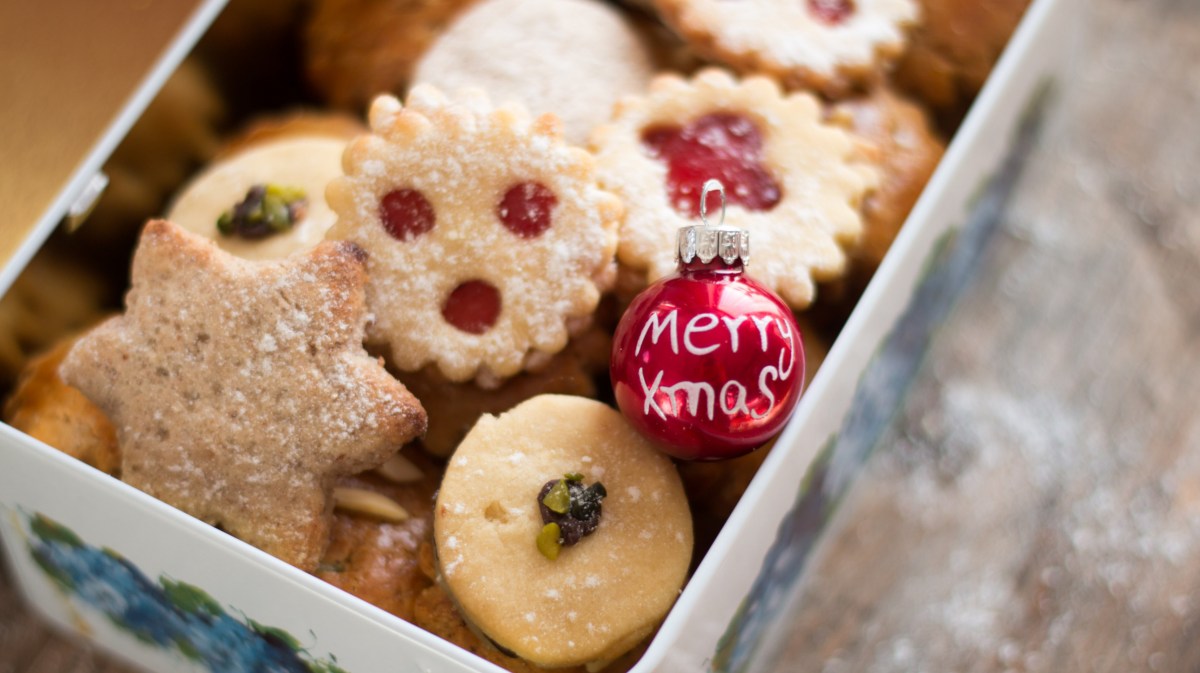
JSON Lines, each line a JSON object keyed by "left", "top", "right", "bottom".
{"left": 435, "top": 395, "right": 692, "bottom": 668}
{"left": 59, "top": 221, "right": 427, "bottom": 570}
{"left": 327, "top": 87, "right": 621, "bottom": 385}
{"left": 654, "top": 0, "right": 919, "bottom": 96}
{"left": 591, "top": 69, "right": 878, "bottom": 309}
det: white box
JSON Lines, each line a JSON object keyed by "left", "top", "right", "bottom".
{"left": 0, "top": 1, "right": 1077, "bottom": 671}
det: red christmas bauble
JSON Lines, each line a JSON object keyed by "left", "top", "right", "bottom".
{"left": 611, "top": 228, "right": 805, "bottom": 460}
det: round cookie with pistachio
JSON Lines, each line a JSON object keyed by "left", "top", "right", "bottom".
{"left": 434, "top": 395, "right": 692, "bottom": 668}
{"left": 168, "top": 134, "right": 351, "bottom": 261}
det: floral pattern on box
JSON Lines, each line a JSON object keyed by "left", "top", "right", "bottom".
{"left": 25, "top": 512, "right": 348, "bottom": 673}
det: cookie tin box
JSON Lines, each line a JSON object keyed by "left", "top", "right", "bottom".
{"left": 0, "top": 0, "right": 1074, "bottom": 671}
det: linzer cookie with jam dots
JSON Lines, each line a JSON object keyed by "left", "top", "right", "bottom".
{"left": 58, "top": 220, "right": 428, "bottom": 571}
{"left": 326, "top": 86, "right": 621, "bottom": 387}
{"left": 591, "top": 68, "right": 878, "bottom": 310}
{"left": 652, "top": 0, "right": 919, "bottom": 97}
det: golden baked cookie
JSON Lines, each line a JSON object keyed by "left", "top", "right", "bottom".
{"left": 591, "top": 69, "right": 877, "bottom": 309}
{"left": 327, "top": 88, "right": 620, "bottom": 385}
{"left": 303, "top": 0, "right": 478, "bottom": 111}
{"left": 894, "top": 0, "right": 1031, "bottom": 117}
{"left": 830, "top": 85, "right": 945, "bottom": 273}
{"left": 215, "top": 110, "right": 364, "bottom": 159}
{"left": 398, "top": 332, "right": 605, "bottom": 458}
{"left": 167, "top": 132, "right": 351, "bottom": 261}
{"left": 412, "top": 0, "right": 657, "bottom": 146}
{"left": 0, "top": 253, "right": 110, "bottom": 385}
{"left": 317, "top": 451, "right": 442, "bottom": 621}
{"left": 434, "top": 395, "right": 692, "bottom": 669}
{"left": 59, "top": 221, "right": 427, "bottom": 570}
{"left": 4, "top": 335, "right": 120, "bottom": 476}
{"left": 653, "top": 0, "right": 919, "bottom": 97}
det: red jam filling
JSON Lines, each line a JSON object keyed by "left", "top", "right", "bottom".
{"left": 380, "top": 188, "right": 435, "bottom": 240}
{"left": 642, "top": 113, "right": 782, "bottom": 218}
{"left": 498, "top": 182, "right": 557, "bottom": 238}
{"left": 807, "top": 0, "right": 855, "bottom": 25}
{"left": 442, "top": 280, "right": 501, "bottom": 334}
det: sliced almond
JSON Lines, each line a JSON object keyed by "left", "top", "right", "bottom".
{"left": 333, "top": 487, "right": 410, "bottom": 523}
{"left": 374, "top": 452, "right": 424, "bottom": 484}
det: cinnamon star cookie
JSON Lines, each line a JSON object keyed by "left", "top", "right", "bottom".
{"left": 59, "top": 220, "right": 427, "bottom": 570}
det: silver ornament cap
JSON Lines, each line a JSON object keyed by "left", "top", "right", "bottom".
{"left": 676, "top": 179, "right": 750, "bottom": 266}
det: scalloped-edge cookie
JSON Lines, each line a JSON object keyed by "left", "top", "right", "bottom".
{"left": 327, "top": 86, "right": 620, "bottom": 385}
{"left": 654, "top": 0, "right": 919, "bottom": 97}
{"left": 591, "top": 69, "right": 878, "bottom": 309}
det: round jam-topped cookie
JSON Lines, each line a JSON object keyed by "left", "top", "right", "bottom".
{"left": 434, "top": 395, "right": 692, "bottom": 668}
{"left": 591, "top": 69, "right": 877, "bottom": 309}
{"left": 168, "top": 135, "right": 349, "bottom": 261}
{"left": 653, "top": 0, "right": 919, "bottom": 97}
{"left": 327, "top": 87, "right": 620, "bottom": 385}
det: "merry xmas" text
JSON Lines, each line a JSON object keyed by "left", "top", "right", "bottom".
{"left": 634, "top": 309, "right": 795, "bottom": 421}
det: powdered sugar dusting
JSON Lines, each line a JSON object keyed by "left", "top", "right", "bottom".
{"left": 592, "top": 69, "right": 875, "bottom": 308}
{"left": 58, "top": 222, "right": 425, "bottom": 569}
{"left": 673, "top": 0, "right": 916, "bottom": 77}
{"left": 328, "top": 90, "right": 619, "bottom": 384}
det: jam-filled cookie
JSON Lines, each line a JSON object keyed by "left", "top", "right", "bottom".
{"left": 434, "top": 395, "right": 692, "bottom": 669}
{"left": 412, "top": 0, "right": 657, "bottom": 145}
{"left": 591, "top": 69, "right": 877, "bottom": 309}
{"left": 327, "top": 87, "right": 620, "bottom": 385}
{"left": 653, "top": 0, "right": 919, "bottom": 97}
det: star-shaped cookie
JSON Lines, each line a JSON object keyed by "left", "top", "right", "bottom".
{"left": 60, "top": 220, "right": 427, "bottom": 570}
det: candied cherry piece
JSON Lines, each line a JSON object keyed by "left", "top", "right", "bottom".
{"left": 642, "top": 113, "right": 781, "bottom": 218}
{"left": 808, "top": 0, "right": 856, "bottom": 25}
{"left": 380, "top": 188, "right": 436, "bottom": 240}
{"left": 498, "top": 182, "right": 557, "bottom": 238}
{"left": 442, "top": 280, "right": 501, "bottom": 334}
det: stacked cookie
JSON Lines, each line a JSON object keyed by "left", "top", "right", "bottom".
{"left": 2, "top": 0, "right": 1032, "bottom": 670}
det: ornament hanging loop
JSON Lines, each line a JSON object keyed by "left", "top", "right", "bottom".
{"left": 699, "top": 179, "right": 726, "bottom": 229}
{"left": 677, "top": 177, "right": 748, "bottom": 267}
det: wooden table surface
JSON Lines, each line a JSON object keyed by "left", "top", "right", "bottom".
{"left": 3, "top": 0, "right": 1198, "bottom": 671}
